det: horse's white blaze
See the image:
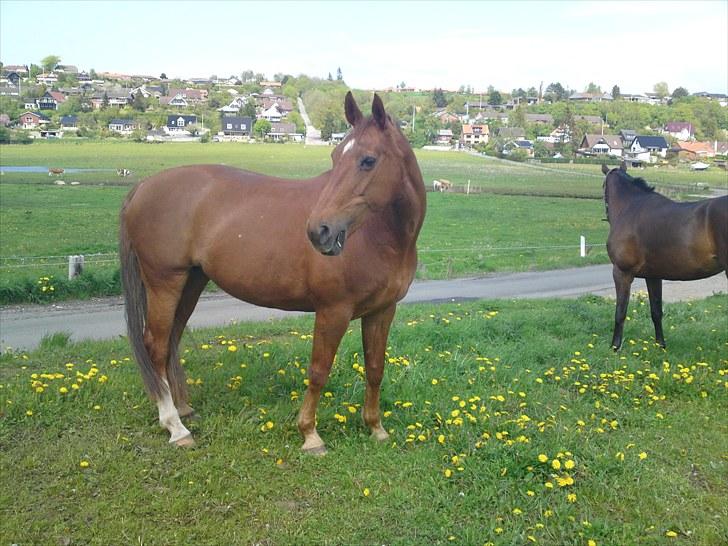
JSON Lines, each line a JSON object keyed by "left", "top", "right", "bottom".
{"left": 157, "top": 379, "right": 191, "bottom": 443}
{"left": 342, "top": 138, "right": 356, "bottom": 155}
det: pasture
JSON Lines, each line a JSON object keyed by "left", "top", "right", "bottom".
{"left": 5, "top": 141, "right": 724, "bottom": 302}
{"left": 1, "top": 295, "right": 726, "bottom": 544}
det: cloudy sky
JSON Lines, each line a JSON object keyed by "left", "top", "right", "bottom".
{"left": 1, "top": 1, "right": 726, "bottom": 94}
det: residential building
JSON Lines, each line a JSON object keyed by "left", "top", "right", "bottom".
{"left": 497, "top": 127, "right": 526, "bottom": 139}
{"left": 165, "top": 115, "right": 198, "bottom": 134}
{"left": 36, "top": 73, "right": 59, "bottom": 85}
{"left": 460, "top": 124, "right": 489, "bottom": 147}
{"left": 220, "top": 115, "right": 254, "bottom": 137}
{"left": 671, "top": 141, "right": 716, "bottom": 160}
{"left": 525, "top": 113, "right": 554, "bottom": 125}
{"left": 37, "top": 91, "right": 66, "bottom": 110}
{"left": 626, "top": 135, "right": 669, "bottom": 162}
{"left": 569, "top": 92, "right": 613, "bottom": 102}
{"left": 18, "top": 111, "right": 50, "bottom": 129}
{"left": 435, "top": 129, "right": 453, "bottom": 146}
{"left": 664, "top": 122, "right": 694, "bottom": 141}
{"left": 60, "top": 115, "right": 78, "bottom": 130}
{"left": 260, "top": 104, "right": 283, "bottom": 123}
{"left": 578, "top": 134, "right": 623, "bottom": 157}
{"left": 619, "top": 129, "right": 637, "bottom": 147}
{"left": 267, "top": 122, "right": 303, "bottom": 142}
{"left": 108, "top": 119, "right": 140, "bottom": 134}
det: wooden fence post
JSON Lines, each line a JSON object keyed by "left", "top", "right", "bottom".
{"left": 68, "top": 255, "right": 84, "bottom": 279}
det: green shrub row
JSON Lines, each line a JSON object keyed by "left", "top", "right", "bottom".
{"left": 0, "top": 269, "right": 121, "bottom": 305}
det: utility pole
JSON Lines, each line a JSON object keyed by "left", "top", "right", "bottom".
{"left": 412, "top": 105, "right": 416, "bottom": 132}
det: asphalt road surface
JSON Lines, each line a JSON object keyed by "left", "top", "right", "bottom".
{"left": 1, "top": 264, "right": 725, "bottom": 351}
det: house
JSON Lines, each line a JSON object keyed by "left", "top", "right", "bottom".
{"left": 56, "top": 64, "right": 78, "bottom": 74}
{"left": 671, "top": 141, "right": 716, "bottom": 160}
{"left": 37, "top": 91, "right": 66, "bottom": 110}
{"left": 460, "top": 124, "right": 489, "bottom": 147}
{"left": 90, "top": 93, "right": 130, "bottom": 109}
{"left": 578, "top": 134, "right": 623, "bottom": 157}
{"left": 504, "top": 139, "right": 534, "bottom": 157}
{"left": 2, "top": 64, "right": 29, "bottom": 76}
{"left": 0, "top": 85, "right": 20, "bottom": 96}
{"left": 433, "top": 110, "right": 460, "bottom": 124}
{"left": 621, "top": 93, "right": 651, "bottom": 103}
{"left": 4, "top": 71, "right": 22, "bottom": 86}
{"left": 497, "top": 127, "right": 526, "bottom": 139}
{"left": 692, "top": 92, "right": 728, "bottom": 107}
{"left": 36, "top": 73, "right": 59, "bottom": 85}
{"left": 259, "top": 97, "right": 293, "bottom": 114}
{"left": 260, "top": 81, "right": 282, "bottom": 89}
{"left": 108, "top": 119, "right": 140, "bottom": 134}
{"left": 569, "top": 92, "right": 613, "bottom": 102}
{"left": 525, "top": 113, "right": 554, "bottom": 125}
{"left": 259, "top": 104, "right": 282, "bottom": 122}
{"left": 160, "top": 88, "right": 208, "bottom": 107}
{"left": 267, "top": 122, "right": 303, "bottom": 142}
{"left": 435, "top": 129, "right": 453, "bottom": 146}
{"left": 165, "top": 115, "right": 198, "bottom": 134}
{"left": 475, "top": 109, "right": 509, "bottom": 123}
{"left": 220, "top": 115, "right": 254, "bottom": 137}
{"left": 619, "top": 129, "right": 637, "bottom": 147}
{"left": 0, "top": 114, "right": 10, "bottom": 126}
{"left": 60, "top": 115, "right": 78, "bottom": 130}
{"left": 537, "top": 125, "right": 571, "bottom": 144}
{"left": 18, "top": 111, "right": 50, "bottom": 129}
{"left": 330, "top": 132, "right": 347, "bottom": 144}
{"left": 664, "top": 122, "right": 694, "bottom": 141}
{"left": 626, "top": 135, "right": 669, "bottom": 162}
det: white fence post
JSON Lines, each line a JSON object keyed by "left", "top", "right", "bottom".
{"left": 68, "top": 255, "right": 84, "bottom": 279}
{"left": 466, "top": 180, "right": 471, "bottom": 195}
{"left": 580, "top": 236, "right": 586, "bottom": 258}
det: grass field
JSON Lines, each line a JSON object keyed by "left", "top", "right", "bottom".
{"left": 0, "top": 141, "right": 725, "bottom": 302}
{"left": 1, "top": 295, "right": 726, "bottom": 544}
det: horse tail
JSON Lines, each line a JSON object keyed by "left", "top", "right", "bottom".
{"left": 119, "top": 188, "right": 165, "bottom": 400}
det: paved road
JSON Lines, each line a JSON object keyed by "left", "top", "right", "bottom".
{"left": 297, "top": 97, "right": 326, "bottom": 146}
{"left": 1, "top": 264, "right": 725, "bottom": 351}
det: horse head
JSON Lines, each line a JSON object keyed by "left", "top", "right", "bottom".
{"left": 307, "top": 92, "right": 419, "bottom": 256}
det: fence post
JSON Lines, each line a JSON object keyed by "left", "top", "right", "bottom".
{"left": 68, "top": 255, "right": 84, "bottom": 279}
{"left": 466, "top": 180, "right": 471, "bottom": 195}
{"left": 580, "top": 236, "right": 586, "bottom": 258}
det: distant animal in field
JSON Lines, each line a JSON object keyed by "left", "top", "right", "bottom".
{"left": 601, "top": 163, "right": 727, "bottom": 349}
{"left": 433, "top": 179, "right": 452, "bottom": 192}
{"left": 48, "top": 168, "right": 64, "bottom": 176}
{"left": 117, "top": 168, "right": 132, "bottom": 177}
{"left": 119, "top": 92, "right": 426, "bottom": 452}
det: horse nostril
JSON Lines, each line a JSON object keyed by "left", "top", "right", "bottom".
{"left": 319, "top": 224, "right": 331, "bottom": 241}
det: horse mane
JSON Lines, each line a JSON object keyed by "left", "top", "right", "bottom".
{"left": 615, "top": 169, "right": 655, "bottom": 193}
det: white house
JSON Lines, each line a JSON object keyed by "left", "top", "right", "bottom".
{"left": 627, "top": 135, "right": 669, "bottom": 162}
{"left": 260, "top": 104, "right": 282, "bottom": 122}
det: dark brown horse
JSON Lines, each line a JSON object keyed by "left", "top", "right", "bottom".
{"left": 602, "top": 163, "right": 727, "bottom": 349}
{"left": 120, "top": 93, "right": 426, "bottom": 452}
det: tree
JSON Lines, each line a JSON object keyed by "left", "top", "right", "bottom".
{"left": 432, "top": 88, "right": 447, "bottom": 108}
{"left": 487, "top": 87, "right": 502, "bottom": 106}
{"left": 671, "top": 87, "right": 689, "bottom": 100}
{"left": 101, "top": 92, "right": 109, "bottom": 110}
{"left": 653, "top": 81, "right": 669, "bottom": 99}
{"left": 132, "top": 92, "right": 147, "bottom": 112}
{"left": 160, "top": 72, "right": 168, "bottom": 79}
{"left": 327, "top": 72, "right": 333, "bottom": 81}
{"left": 336, "top": 67, "right": 343, "bottom": 81}
{"left": 253, "top": 118, "right": 271, "bottom": 139}
{"left": 509, "top": 105, "right": 526, "bottom": 129}
{"left": 511, "top": 88, "right": 527, "bottom": 100}
{"left": 585, "top": 82, "right": 601, "bottom": 94}
{"left": 545, "top": 82, "right": 568, "bottom": 102}
{"left": 242, "top": 100, "right": 257, "bottom": 118}
{"left": 612, "top": 85, "right": 621, "bottom": 100}
{"left": 41, "top": 55, "right": 61, "bottom": 73}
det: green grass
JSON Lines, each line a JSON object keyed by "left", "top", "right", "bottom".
{"left": 1, "top": 295, "right": 726, "bottom": 544}
{"left": 1, "top": 141, "right": 724, "bottom": 302}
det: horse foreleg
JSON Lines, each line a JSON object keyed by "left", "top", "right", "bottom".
{"left": 645, "top": 278, "right": 665, "bottom": 348}
{"left": 298, "top": 306, "right": 351, "bottom": 455}
{"left": 361, "top": 303, "right": 396, "bottom": 442}
{"left": 611, "top": 266, "right": 633, "bottom": 350}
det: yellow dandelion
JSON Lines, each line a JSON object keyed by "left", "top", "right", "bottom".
{"left": 227, "top": 345, "right": 238, "bottom": 352}
{"left": 665, "top": 530, "right": 678, "bottom": 538}
{"left": 59, "top": 386, "right": 69, "bottom": 394}
{"left": 512, "top": 507, "right": 523, "bottom": 515}
{"left": 26, "top": 410, "right": 33, "bottom": 416}
{"left": 639, "top": 451, "right": 648, "bottom": 460}
{"left": 567, "top": 493, "right": 577, "bottom": 503}
{"left": 79, "top": 460, "right": 90, "bottom": 468}
{"left": 437, "top": 434, "right": 445, "bottom": 445}
{"left": 564, "top": 459, "right": 575, "bottom": 470}
{"left": 538, "top": 453, "right": 548, "bottom": 463}
{"left": 588, "top": 540, "right": 597, "bottom": 546}
{"left": 551, "top": 459, "right": 561, "bottom": 470}
{"left": 444, "top": 468, "right": 452, "bottom": 478}
{"left": 363, "top": 487, "right": 370, "bottom": 497}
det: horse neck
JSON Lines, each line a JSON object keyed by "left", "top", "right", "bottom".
{"left": 391, "top": 148, "right": 427, "bottom": 246}
{"left": 606, "top": 177, "right": 650, "bottom": 219}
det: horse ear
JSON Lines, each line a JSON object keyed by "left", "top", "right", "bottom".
{"left": 372, "top": 94, "right": 387, "bottom": 130}
{"left": 601, "top": 164, "right": 610, "bottom": 175}
{"left": 619, "top": 161, "right": 627, "bottom": 172}
{"left": 344, "top": 91, "right": 363, "bottom": 127}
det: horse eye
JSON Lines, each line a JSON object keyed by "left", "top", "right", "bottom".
{"left": 359, "top": 156, "right": 377, "bottom": 171}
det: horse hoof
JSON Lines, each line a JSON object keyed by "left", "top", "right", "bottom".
{"left": 302, "top": 444, "right": 327, "bottom": 456}
{"left": 371, "top": 428, "right": 390, "bottom": 442}
{"left": 173, "top": 434, "right": 195, "bottom": 448}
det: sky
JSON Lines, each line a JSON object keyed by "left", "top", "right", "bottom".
{"left": 1, "top": 0, "right": 726, "bottom": 94}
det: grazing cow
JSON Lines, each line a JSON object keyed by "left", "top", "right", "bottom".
{"left": 433, "top": 179, "right": 452, "bottom": 192}
{"left": 117, "top": 168, "right": 132, "bottom": 177}
{"left": 48, "top": 168, "right": 65, "bottom": 176}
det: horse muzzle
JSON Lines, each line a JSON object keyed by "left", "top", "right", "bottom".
{"left": 307, "top": 222, "right": 347, "bottom": 256}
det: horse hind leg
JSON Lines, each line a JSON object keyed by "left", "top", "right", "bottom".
{"left": 645, "top": 278, "right": 665, "bottom": 348}
{"left": 143, "top": 272, "right": 196, "bottom": 446}
{"left": 361, "top": 304, "right": 396, "bottom": 442}
{"left": 167, "top": 268, "right": 209, "bottom": 419}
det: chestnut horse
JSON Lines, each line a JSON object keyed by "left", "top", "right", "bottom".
{"left": 120, "top": 93, "right": 426, "bottom": 452}
{"left": 601, "top": 164, "right": 727, "bottom": 349}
